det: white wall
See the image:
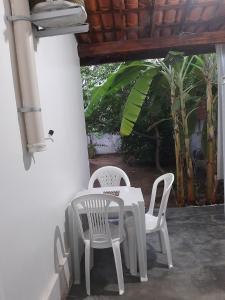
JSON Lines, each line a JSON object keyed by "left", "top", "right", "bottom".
{"left": 0, "top": 1, "right": 90, "bottom": 299}
{"left": 89, "top": 133, "right": 121, "bottom": 154}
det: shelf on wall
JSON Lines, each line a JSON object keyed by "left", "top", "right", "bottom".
{"left": 33, "top": 23, "right": 89, "bottom": 38}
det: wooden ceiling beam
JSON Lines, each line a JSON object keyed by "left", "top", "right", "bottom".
{"left": 78, "top": 30, "right": 225, "bottom": 65}
{"left": 79, "top": 45, "right": 215, "bottom": 66}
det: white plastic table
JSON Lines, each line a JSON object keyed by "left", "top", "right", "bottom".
{"left": 69, "top": 186, "right": 148, "bottom": 284}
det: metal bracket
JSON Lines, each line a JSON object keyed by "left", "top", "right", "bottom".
{"left": 33, "top": 23, "right": 89, "bottom": 38}
{"left": 17, "top": 107, "right": 41, "bottom": 113}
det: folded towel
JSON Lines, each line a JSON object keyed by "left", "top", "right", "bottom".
{"left": 29, "top": 0, "right": 87, "bottom": 28}
{"left": 30, "top": 0, "right": 85, "bottom": 11}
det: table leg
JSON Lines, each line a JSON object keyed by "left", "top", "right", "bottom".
{"left": 68, "top": 205, "right": 81, "bottom": 285}
{"left": 73, "top": 216, "right": 82, "bottom": 284}
{"left": 138, "top": 202, "right": 148, "bottom": 281}
{"left": 133, "top": 203, "right": 148, "bottom": 282}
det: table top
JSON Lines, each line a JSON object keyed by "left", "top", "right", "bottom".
{"left": 75, "top": 186, "right": 144, "bottom": 209}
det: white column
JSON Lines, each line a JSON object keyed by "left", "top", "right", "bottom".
{"left": 216, "top": 44, "right": 225, "bottom": 213}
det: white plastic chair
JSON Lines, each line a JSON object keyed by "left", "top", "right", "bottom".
{"left": 88, "top": 166, "right": 131, "bottom": 189}
{"left": 126, "top": 173, "right": 174, "bottom": 274}
{"left": 88, "top": 166, "right": 131, "bottom": 270}
{"left": 72, "top": 194, "right": 125, "bottom": 295}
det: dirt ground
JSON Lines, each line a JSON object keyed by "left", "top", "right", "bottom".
{"left": 89, "top": 153, "right": 177, "bottom": 209}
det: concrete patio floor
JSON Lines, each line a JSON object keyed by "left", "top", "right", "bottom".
{"left": 67, "top": 205, "right": 225, "bottom": 300}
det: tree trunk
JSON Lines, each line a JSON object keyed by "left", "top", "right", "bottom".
{"left": 173, "top": 115, "right": 185, "bottom": 206}
{"left": 171, "top": 89, "right": 185, "bottom": 206}
{"left": 206, "top": 79, "right": 215, "bottom": 204}
{"left": 155, "top": 127, "right": 164, "bottom": 173}
{"left": 180, "top": 90, "right": 195, "bottom": 205}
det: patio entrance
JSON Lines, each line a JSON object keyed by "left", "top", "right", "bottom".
{"left": 69, "top": 0, "right": 225, "bottom": 298}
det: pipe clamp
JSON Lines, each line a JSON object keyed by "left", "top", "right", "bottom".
{"left": 17, "top": 107, "right": 41, "bottom": 113}
{"left": 7, "top": 15, "right": 31, "bottom": 22}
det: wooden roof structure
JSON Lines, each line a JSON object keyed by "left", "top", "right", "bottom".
{"left": 78, "top": 0, "right": 225, "bottom": 65}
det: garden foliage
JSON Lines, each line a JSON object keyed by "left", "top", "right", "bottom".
{"left": 81, "top": 53, "right": 218, "bottom": 206}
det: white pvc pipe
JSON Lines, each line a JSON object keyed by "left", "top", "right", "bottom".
{"left": 9, "top": 0, "right": 46, "bottom": 152}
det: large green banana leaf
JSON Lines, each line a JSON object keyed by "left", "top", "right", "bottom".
{"left": 85, "top": 62, "right": 148, "bottom": 118}
{"left": 120, "top": 67, "right": 159, "bottom": 136}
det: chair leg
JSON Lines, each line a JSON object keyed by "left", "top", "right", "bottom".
{"left": 90, "top": 248, "right": 94, "bottom": 270}
{"left": 127, "top": 227, "right": 137, "bottom": 276}
{"left": 112, "top": 241, "right": 125, "bottom": 295}
{"left": 85, "top": 241, "right": 91, "bottom": 295}
{"left": 161, "top": 225, "right": 173, "bottom": 269}
{"left": 158, "top": 231, "right": 166, "bottom": 253}
{"left": 122, "top": 238, "right": 130, "bottom": 269}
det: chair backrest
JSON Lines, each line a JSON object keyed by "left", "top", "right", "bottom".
{"left": 88, "top": 166, "right": 130, "bottom": 188}
{"left": 72, "top": 194, "right": 124, "bottom": 246}
{"left": 147, "top": 173, "right": 174, "bottom": 227}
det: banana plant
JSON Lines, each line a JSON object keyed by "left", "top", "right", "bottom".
{"left": 85, "top": 53, "right": 203, "bottom": 206}
{"left": 194, "top": 54, "right": 217, "bottom": 204}
{"left": 85, "top": 61, "right": 153, "bottom": 118}
{"left": 120, "top": 65, "right": 159, "bottom": 136}
{"left": 175, "top": 56, "right": 196, "bottom": 204}
{"left": 160, "top": 62, "right": 185, "bottom": 206}
{"left": 120, "top": 52, "right": 185, "bottom": 136}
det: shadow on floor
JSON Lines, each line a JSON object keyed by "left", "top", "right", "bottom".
{"left": 67, "top": 205, "right": 225, "bottom": 300}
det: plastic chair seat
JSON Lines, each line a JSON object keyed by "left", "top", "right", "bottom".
{"left": 145, "top": 214, "right": 163, "bottom": 233}
{"left": 84, "top": 223, "right": 126, "bottom": 249}
{"left": 125, "top": 214, "right": 162, "bottom": 233}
